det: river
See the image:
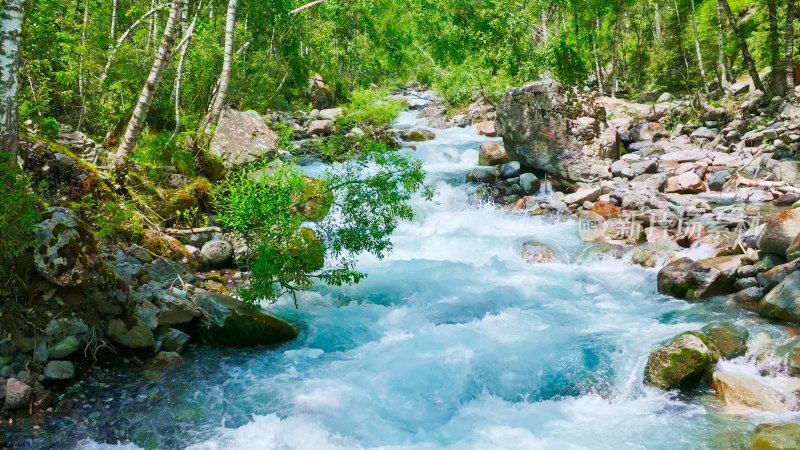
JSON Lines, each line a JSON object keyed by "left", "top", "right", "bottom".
{"left": 8, "top": 106, "right": 796, "bottom": 449}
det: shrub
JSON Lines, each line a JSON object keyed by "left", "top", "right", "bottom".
{"left": 340, "top": 88, "right": 406, "bottom": 128}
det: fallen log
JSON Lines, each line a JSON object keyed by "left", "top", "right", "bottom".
{"left": 163, "top": 226, "right": 222, "bottom": 237}
{"left": 735, "top": 174, "right": 800, "bottom": 194}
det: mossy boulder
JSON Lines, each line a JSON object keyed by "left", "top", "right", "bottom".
{"left": 644, "top": 331, "right": 719, "bottom": 390}
{"left": 701, "top": 322, "right": 748, "bottom": 359}
{"left": 34, "top": 207, "right": 104, "bottom": 287}
{"left": 400, "top": 129, "right": 435, "bottom": 142}
{"left": 194, "top": 292, "right": 298, "bottom": 347}
{"left": 749, "top": 423, "right": 800, "bottom": 450}
{"left": 106, "top": 318, "right": 156, "bottom": 350}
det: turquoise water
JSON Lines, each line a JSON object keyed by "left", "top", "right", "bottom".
{"left": 8, "top": 110, "right": 790, "bottom": 449}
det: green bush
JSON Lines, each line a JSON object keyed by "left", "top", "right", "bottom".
{"left": 213, "top": 141, "right": 431, "bottom": 308}
{"left": 340, "top": 88, "right": 406, "bottom": 128}
{"left": 0, "top": 151, "right": 42, "bottom": 297}
{"left": 132, "top": 130, "right": 197, "bottom": 175}
{"left": 39, "top": 117, "right": 60, "bottom": 138}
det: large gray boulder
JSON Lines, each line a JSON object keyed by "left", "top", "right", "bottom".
{"left": 34, "top": 208, "right": 104, "bottom": 287}
{"left": 495, "top": 81, "right": 619, "bottom": 182}
{"left": 209, "top": 108, "right": 277, "bottom": 169}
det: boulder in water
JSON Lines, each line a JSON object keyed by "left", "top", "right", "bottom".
{"left": 156, "top": 328, "right": 191, "bottom": 353}
{"left": 495, "top": 81, "right": 619, "bottom": 182}
{"left": 657, "top": 256, "right": 742, "bottom": 300}
{"left": 521, "top": 241, "right": 557, "bottom": 264}
{"left": 400, "top": 129, "right": 435, "bottom": 142}
{"left": 759, "top": 271, "right": 800, "bottom": 324}
{"left": 146, "top": 351, "right": 184, "bottom": 369}
{"left": 478, "top": 142, "right": 509, "bottom": 166}
{"left": 712, "top": 371, "right": 800, "bottom": 414}
{"left": 700, "top": 322, "right": 748, "bottom": 359}
{"left": 759, "top": 210, "right": 800, "bottom": 257}
{"left": 645, "top": 331, "right": 719, "bottom": 390}
{"left": 194, "top": 292, "right": 298, "bottom": 347}
{"left": 475, "top": 121, "right": 497, "bottom": 137}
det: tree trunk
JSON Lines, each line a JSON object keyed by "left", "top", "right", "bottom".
{"left": 787, "top": 0, "right": 796, "bottom": 93}
{"left": 113, "top": 0, "right": 183, "bottom": 181}
{"left": 111, "top": 0, "right": 118, "bottom": 41}
{"left": 690, "top": 0, "right": 709, "bottom": 94}
{"left": 674, "top": 0, "right": 692, "bottom": 89}
{"left": 719, "top": 0, "right": 765, "bottom": 92}
{"left": 768, "top": 0, "right": 786, "bottom": 95}
{"left": 172, "top": 0, "right": 201, "bottom": 140}
{"left": 0, "top": 0, "right": 25, "bottom": 156}
{"left": 202, "top": 0, "right": 239, "bottom": 132}
{"left": 593, "top": 16, "right": 604, "bottom": 93}
{"left": 611, "top": 0, "right": 623, "bottom": 97}
{"left": 716, "top": 0, "right": 728, "bottom": 84}
{"left": 654, "top": 2, "right": 661, "bottom": 38}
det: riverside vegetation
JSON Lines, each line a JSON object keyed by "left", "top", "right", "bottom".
{"left": 0, "top": 0, "right": 799, "bottom": 448}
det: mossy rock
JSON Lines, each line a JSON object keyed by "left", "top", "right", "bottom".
{"left": 194, "top": 292, "right": 298, "bottom": 347}
{"left": 645, "top": 331, "right": 719, "bottom": 390}
{"left": 701, "top": 322, "right": 749, "bottom": 359}
{"left": 749, "top": 423, "right": 800, "bottom": 450}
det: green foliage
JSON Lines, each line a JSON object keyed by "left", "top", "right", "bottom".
{"left": 131, "top": 130, "right": 197, "bottom": 175}
{"left": 68, "top": 193, "right": 145, "bottom": 243}
{"left": 39, "top": 117, "right": 61, "bottom": 138}
{"left": 339, "top": 88, "right": 406, "bottom": 128}
{"left": 214, "top": 142, "right": 431, "bottom": 308}
{"left": 0, "top": 151, "right": 42, "bottom": 297}
{"left": 434, "top": 60, "right": 514, "bottom": 107}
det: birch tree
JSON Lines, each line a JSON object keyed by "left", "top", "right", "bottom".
{"left": 201, "top": 0, "right": 239, "bottom": 132}
{"left": 786, "top": 0, "right": 795, "bottom": 94}
{"left": 0, "top": 0, "right": 25, "bottom": 155}
{"left": 715, "top": 0, "right": 728, "bottom": 85}
{"left": 767, "top": 0, "right": 785, "bottom": 96}
{"left": 689, "top": 0, "right": 708, "bottom": 94}
{"left": 113, "top": 0, "right": 183, "bottom": 181}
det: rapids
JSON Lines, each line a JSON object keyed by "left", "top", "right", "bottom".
{"left": 9, "top": 106, "right": 799, "bottom": 449}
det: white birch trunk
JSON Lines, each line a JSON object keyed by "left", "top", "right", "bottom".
{"left": 786, "top": 0, "right": 795, "bottom": 93}
{"left": 0, "top": 0, "right": 25, "bottom": 155}
{"left": 716, "top": 0, "right": 728, "bottom": 85}
{"left": 111, "top": 0, "right": 118, "bottom": 41}
{"left": 690, "top": 0, "right": 709, "bottom": 94}
{"left": 114, "top": 0, "right": 183, "bottom": 179}
{"left": 203, "top": 0, "right": 239, "bottom": 131}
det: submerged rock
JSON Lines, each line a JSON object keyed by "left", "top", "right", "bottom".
{"left": 146, "top": 351, "right": 184, "bottom": 369}
{"left": 749, "top": 423, "right": 800, "bottom": 449}
{"left": 644, "top": 331, "right": 718, "bottom": 390}
{"left": 194, "top": 292, "right": 298, "bottom": 347}
{"left": 520, "top": 241, "right": 557, "bottom": 264}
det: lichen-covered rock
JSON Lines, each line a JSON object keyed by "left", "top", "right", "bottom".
{"left": 106, "top": 318, "right": 155, "bottom": 350}
{"left": 194, "top": 292, "right": 298, "bottom": 347}
{"left": 749, "top": 423, "right": 800, "bottom": 449}
{"left": 200, "top": 240, "right": 234, "bottom": 269}
{"left": 210, "top": 108, "right": 277, "bottom": 169}
{"left": 786, "top": 234, "right": 800, "bottom": 262}
{"left": 478, "top": 142, "right": 509, "bottom": 166}
{"left": 520, "top": 241, "right": 557, "bottom": 264}
{"left": 701, "top": 322, "right": 748, "bottom": 359}
{"left": 4, "top": 378, "right": 32, "bottom": 410}
{"left": 657, "top": 256, "right": 742, "bottom": 300}
{"left": 43, "top": 360, "right": 75, "bottom": 381}
{"left": 644, "top": 331, "right": 719, "bottom": 390}
{"left": 759, "top": 271, "right": 800, "bottom": 324}
{"left": 34, "top": 207, "right": 104, "bottom": 287}
{"left": 495, "top": 81, "right": 619, "bottom": 182}
{"left": 759, "top": 209, "right": 800, "bottom": 257}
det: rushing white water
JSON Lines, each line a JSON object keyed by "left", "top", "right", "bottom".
{"left": 44, "top": 107, "right": 796, "bottom": 450}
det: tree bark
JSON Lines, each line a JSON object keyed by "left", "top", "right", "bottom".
{"left": 718, "top": 0, "right": 765, "bottom": 92}
{"left": 111, "top": 0, "right": 118, "bottom": 41}
{"left": 172, "top": 0, "right": 201, "bottom": 140}
{"left": 690, "top": 0, "right": 709, "bottom": 94}
{"left": 593, "top": 16, "right": 604, "bottom": 93}
{"left": 768, "top": 0, "right": 785, "bottom": 96}
{"left": 715, "top": 0, "right": 728, "bottom": 84}
{"left": 787, "top": 0, "right": 796, "bottom": 93}
{"left": 201, "top": 0, "right": 239, "bottom": 132}
{"left": 113, "top": 0, "right": 183, "bottom": 182}
{"left": 0, "top": 0, "right": 25, "bottom": 156}
{"left": 611, "top": 0, "right": 623, "bottom": 97}
{"left": 289, "top": 0, "right": 327, "bottom": 16}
